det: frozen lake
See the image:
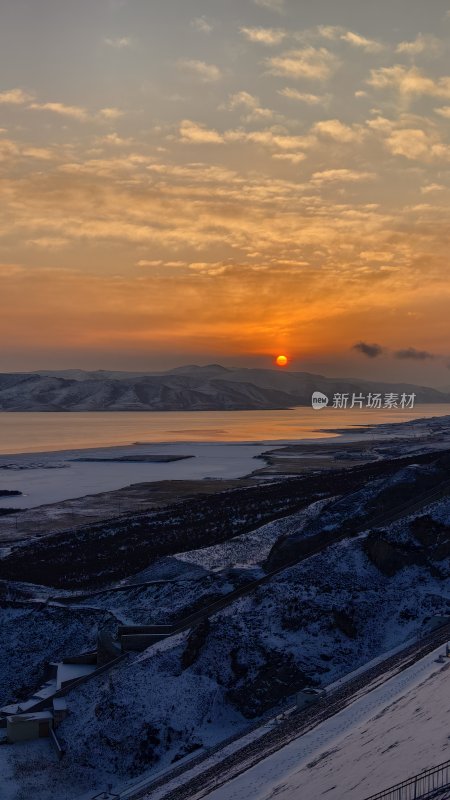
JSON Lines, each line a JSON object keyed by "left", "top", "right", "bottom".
{"left": 0, "top": 405, "right": 448, "bottom": 509}
{"left": 0, "top": 442, "right": 271, "bottom": 509}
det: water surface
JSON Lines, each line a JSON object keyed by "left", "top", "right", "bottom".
{"left": 0, "top": 405, "right": 448, "bottom": 455}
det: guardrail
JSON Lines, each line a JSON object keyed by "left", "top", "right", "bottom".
{"left": 364, "top": 759, "right": 450, "bottom": 800}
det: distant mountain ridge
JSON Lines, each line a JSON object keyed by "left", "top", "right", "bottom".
{"left": 0, "top": 365, "right": 448, "bottom": 411}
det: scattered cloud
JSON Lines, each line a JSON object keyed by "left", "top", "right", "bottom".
{"left": 384, "top": 127, "right": 450, "bottom": 162}
{"left": 137, "top": 258, "right": 187, "bottom": 268}
{"left": 310, "top": 168, "right": 376, "bottom": 185}
{"left": 434, "top": 105, "right": 450, "bottom": 118}
{"left": 22, "top": 146, "right": 54, "bottom": 161}
{"left": 314, "top": 25, "right": 343, "bottom": 41}
{"left": 240, "top": 26, "right": 286, "bottom": 45}
{"left": 394, "top": 347, "right": 435, "bottom": 360}
{"left": 368, "top": 65, "right": 450, "bottom": 99}
{"left": 396, "top": 34, "right": 443, "bottom": 56}
{"left": 137, "top": 259, "right": 163, "bottom": 267}
{"left": 178, "top": 120, "right": 313, "bottom": 151}
{"left": 228, "top": 91, "right": 273, "bottom": 120}
{"left": 360, "top": 250, "right": 394, "bottom": 261}
{"left": 104, "top": 36, "right": 133, "bottom": 48}
{"left": 421, "top": 183, "right": 445, "bottom": 194}
{"left": 272, "top": 152, "right": 306, "bottom": 164}
{"left": 313, "top": 119, "right": 365, "bottom": 143}
{"left": 191, "top": 16, "right": 213, "bottom": 34}
{"left": 0, "top": 88, "right": 33, "bottom": 105}
{"left": 179, "top": 120, "right": 224, "bottom": 144}
{"left": 353, "top": 341, "right": 385, "bottom": 358}
{"left": 29, "top": 101, "right": 88, "bottom": 121}
{"left": 341, "top": 31, "right": 384, "bottom": 53}
{"left": 0, "top": 138, "right": 20, "bottom": 161}
{"left": 278, "top": 88, "right": 325, "bottom": 104}
{"left": 266, "top": 47, "right": 338, "bottom": 81}
{"left": 99, "top": 107, "right": 124, "bottom": 120}
{"left": 98, "top": 132, "right": 134, "bottom": 146}
{"left": 28, "top": 237, "right": 70, "bottom": 249}
{"left": 178, "top": 59, "right": 222, "bottom": 82}
{"left": 232, "top": 128, "right": 314, "bottom": 151}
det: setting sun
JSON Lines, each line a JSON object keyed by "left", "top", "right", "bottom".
{"left": 276, "top": 355, "right": 288, "bottom": 367}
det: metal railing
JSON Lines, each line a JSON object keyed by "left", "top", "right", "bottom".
{"left": 364, "top": 759, "right": 450, "bottom": 800}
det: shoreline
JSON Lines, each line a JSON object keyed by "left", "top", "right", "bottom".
{"left": 0, "top": 412, "right": 449, "bottom": 539}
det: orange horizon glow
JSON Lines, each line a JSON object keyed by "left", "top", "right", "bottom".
{"left": 0, "top": 1, "right": 449, "bottom": 385}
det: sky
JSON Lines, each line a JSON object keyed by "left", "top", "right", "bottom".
{"left": 1, "top": 0, "right": 450, "bottom": 385}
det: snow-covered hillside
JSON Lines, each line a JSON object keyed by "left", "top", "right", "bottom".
{"left": 0, "top": 365, "right": 448, "bottom": 410}
{"left": 1, "top": 490, "right": 449, "bottom": 799}
{"left": 206, "top": 648, "right": 450, "bottom": 800}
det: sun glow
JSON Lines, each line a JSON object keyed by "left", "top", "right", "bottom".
{"left": 276, "top": 354, "right": 288, "bottom": 367}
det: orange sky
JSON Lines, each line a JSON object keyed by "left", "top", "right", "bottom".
{"left": 0, "top": 0, "right": 449, "bottom": 384}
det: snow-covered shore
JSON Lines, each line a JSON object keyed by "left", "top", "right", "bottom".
{"left": 0, "top": 442, "right": 271, "bottom": 509}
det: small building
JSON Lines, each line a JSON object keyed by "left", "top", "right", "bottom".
{"left": 296, "top": 687, "right": 326, "bottom": 711}
{"left": 52, "top": 698, "right": 68, "bottom": 727}
{"left": 7, "top": 711, "right": 53, "bottom": 743}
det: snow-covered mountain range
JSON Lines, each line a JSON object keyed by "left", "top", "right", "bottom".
{"left": 0, "top": 364, "right": 448, "bottom": 410}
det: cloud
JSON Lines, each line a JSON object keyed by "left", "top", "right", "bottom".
{"left": 29, "top": 101, "right": 88, "bottom": 121}
{"left": 396, "top": 34, "right": 443, "bottom": 56}
{"left": 278, "top": 88, "right": 325, "bottom": 104}
{"left": 21, "top": 146, "right": 54, "bottom": 161}
{"left": 104, "top": 36, "right": 133, "bottom": 48}
{"left": 421, "top": 183, "right": 445, "bottom": 194}
{"left": 253, "top": 0, "right": 285, "bottom": 12}
{"left": 0, "top": 138, "right": 20, "bottom": 161}
{"left": 434, "top": 105, "right": 450, "bottom": 118}
{"left": 59, "top": 153, "right": 155, "bottom": 178}
{"left": 228, "top": 91, "right": 273, "bottom": 120}
{"left": 178, "top": 120, "right": 314, "bottom": 152}
{"left": 368, "top": 65, "right": 450, "bottom": 99}
{"left": 313, "top": 119, "right": 365, "bottom": 143}
{"left": 98, "top": 132, "right": 134, "bottom": 146}
{"left": 231, "top": 128, "right": 314, "bottom": 151}
{"left": 179, "top": 120, "right": 224, "bottom": 144}
{"left": 266, "top": 47, "right": 338, "bottom": 81}
{"left": 385, "top": 128, "right": 430, "bottom": 159}
{"left": 191, "top": 16, "right": 213, "bottom": 34}
{"left": 359, "top": 250, "right": 394, "bottom": 261}
{"left": 240, "top": 27, "right": 286, "bottom": 45}
{"left": 180, "top": 119, "right": 316, "bottom": 151}
{"left": 314, "top": 25, "right": 343, "bottom": 41}
{"left": 310, "top": 169, "right": 375, "bottom": 185}
{"left": 383, "top": 127, "right": 450, "bottom": 162}
{"left": 0, "top": 88, "right": 33, "bottom": 105}
{"left": 137, "top": 258, "right": 187, "bottom": 268}
{"left": 28, "top": 237, "right": 70, "bottom": 249}
{"left": 341, "top": 31, "right": 384, "bottom": 53}
{"left": 99, "top": 107, "right": 124, "bottom": 120}
{"left": 353, "top": 341, "right": 385, "bottom": 358}
{"left": 394, "top": 347, "right": 435, "bottom": 360}
{"left": 178, "top": 59, "right": 222, "bottom": 82}
{"left": 272, "top": 152, "right": 306, "bottom": 164}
